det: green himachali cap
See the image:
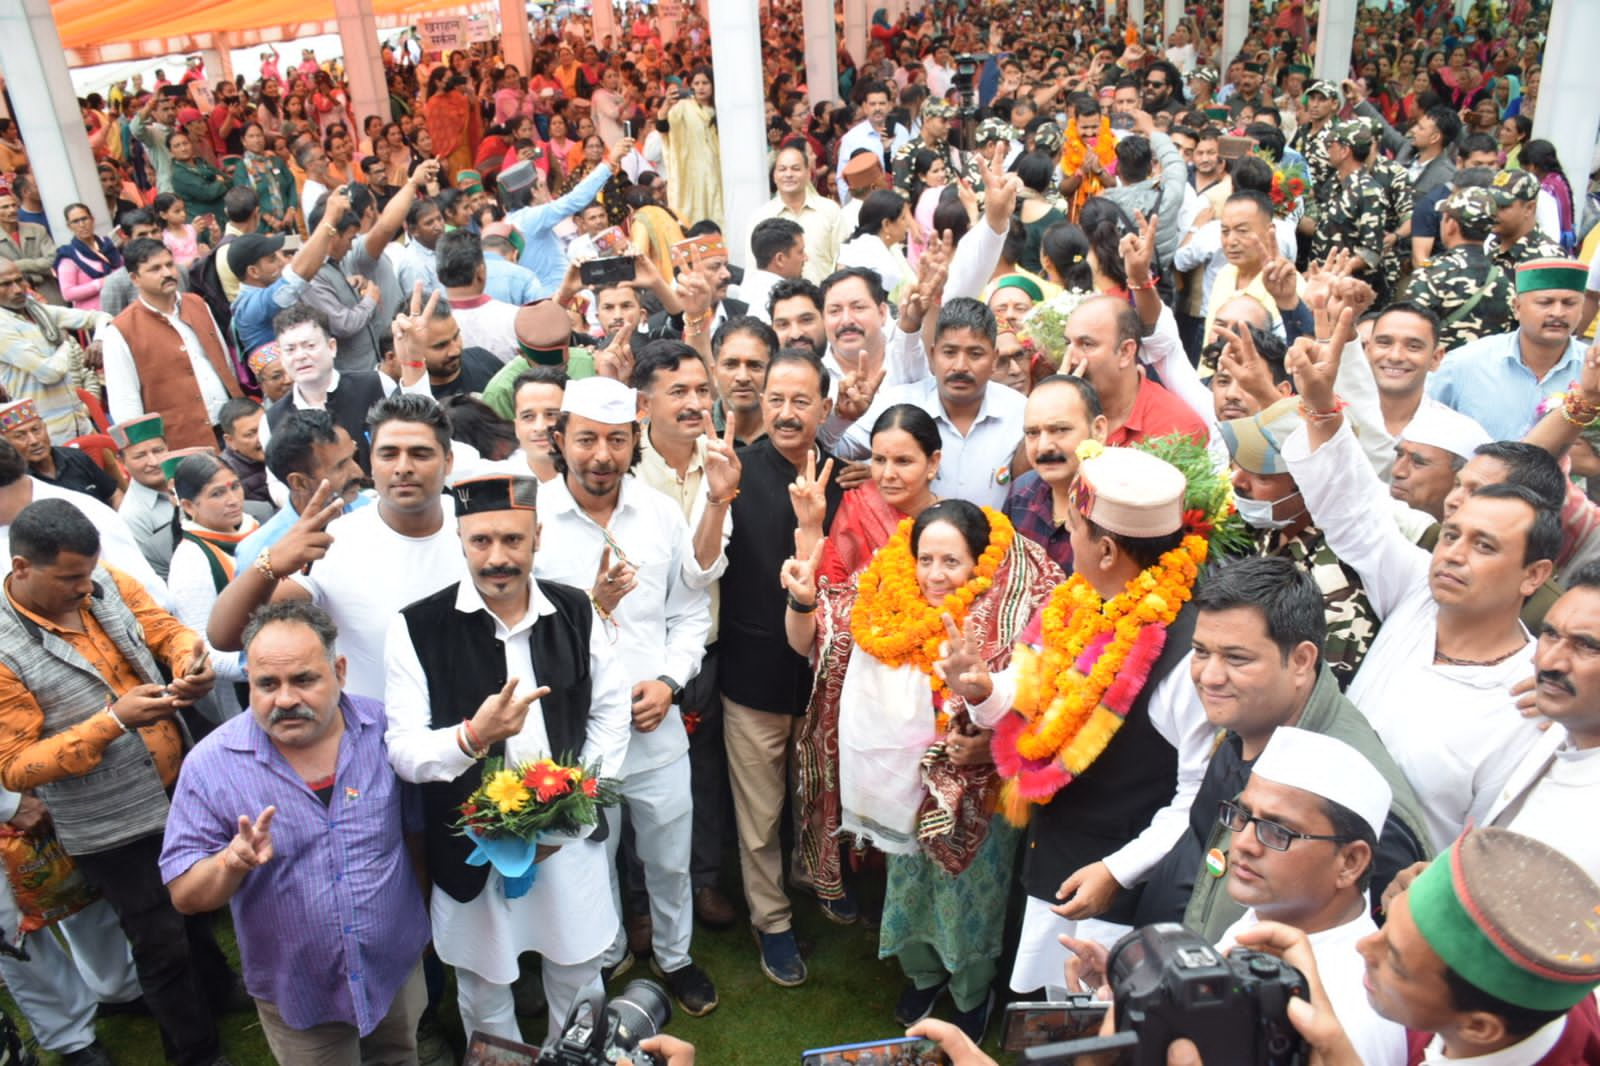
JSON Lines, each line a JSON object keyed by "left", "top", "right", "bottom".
{"left": 159, "top": 446, "right": 217, "bottom": 482}
{"left": 1515, "top": 258, "right": 1587, "bottom": 294}
{"left": 108, "top": 413, "right": 165, "bottom": 450}
{"left": 1408, "top": 827, "right": 1600, "bottom": 1012}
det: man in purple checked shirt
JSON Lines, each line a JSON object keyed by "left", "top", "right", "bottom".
{"left": 159, "top": 600, "right": 431, "bottom": 1063}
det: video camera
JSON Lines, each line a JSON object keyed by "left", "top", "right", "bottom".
{"left": 538, "top": 979, "right": 672, "bottom": 1066}
{"left": 1024, "top": 924, "right": 1309, "bottom": 1066}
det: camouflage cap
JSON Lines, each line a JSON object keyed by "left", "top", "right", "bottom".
{"left": 1188, "top": 66, "right": 1220, "bottom": 86}
{"left": 923, "top": 99, "right": 956, "bottom": 120}
{"left": 1303, "top": 79, "right": 1340, "bottom": 100}
{"left": 1441, "top": 186, "right": 1498, "bottom": 230}
{"left": 1487, "top": 167, "right": 1540, "bottom": 206}
{"left": 1326, "top": 118, "right": 1373, "bottom": 148}
{"left": 975, "top": 117, "right": 1021, "bottom": 146}
{"left": 1031, "top": 121, "right": 1064, "bottom": 155}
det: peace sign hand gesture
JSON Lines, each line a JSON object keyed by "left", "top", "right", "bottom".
{"left": 779, "top": 531, "right": 825, "bottom": 607}
{"left": 933, "top": 613, "right": 993, "bottom": 704}
{"left": 703, "top": 420, "right": 742, "bottom": 501}
{"left": 270, "top": 479, "right": 344, "bottom": 574}
{"left": 788, "top": 450, "right": 835, "bottom": 534}
{"left": 391, "top": 281, "right": 436, "bottom": 387}
{"left": 1286, "top": 305, "right": 1355, "bottom": 417}
{"left": 1213, "top": 322, "right": 1283, "bottom": 411}
{"left": 1120, "top": 210, "right": 1158, "bottom": 288}
{"left": 222, "top": 807, "right": 276, "bottom": 873}
{"left": 835, "top": 366, "right": 886, "bottom": 424}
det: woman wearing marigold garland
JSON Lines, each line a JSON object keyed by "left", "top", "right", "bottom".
{"left": 783, "top": 500, "right": 1061, "bottom": 1039}
{"left": 938, "top": 443, "right": 1222, "bottom": 996}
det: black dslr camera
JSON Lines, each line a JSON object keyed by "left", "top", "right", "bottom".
{"left": 1024, "top": 924, "right": 1309, "bottom": 1066}
{"left": 952, "top": 54, "right": 980, "bottom": 116}
{"left": 538, "top": 980, "right": 672, "bottom": 1066}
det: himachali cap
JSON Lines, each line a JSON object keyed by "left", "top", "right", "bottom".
{"left": 1286, "top": 64, "right": 1312, "bottom": 78}
{"left": 1203, "top": 106, "right": 1232, "bottom": 123}
{"left": 1070, "top": 445, "right": 1186, "bottom": 538}
{"left": 158, "top": 446, "right": 217, "bottom": 482}
{"left": 840, "top": 151, "right": 886, "bottom": 193}
{"left": 0, "top": 399, "right": 41, "bottom": 434}
{"left": 561, "top": 376, "right": 638, "bottom": 425}
{"left": 1032, "top": 121, "right": 1065, "bottom": 156}
{"left": 975, "top": 117, "right": 1020, "bottom": 146}
{"left": 1327, "top": 118, "right": 1372, "bottom": 148}
{"left": 1242, "top": 61, "right": 1267, "bottom": 75}
{"left": 1219, "top": 396, "right": 1303, "bottom": 476}
{"left": 108, "top": 413, "right": 165, "bottom": 450}
{"left": 1251, "top": 726, "right": 1391, "bottom": 839}
{"left": 1401, "top": 402, "right": 1491, "bottom": 461}
{"left": 1515, "top": 258, "right": 1588, "bottom": 295}
{"left": 1189, "top": 67, "right": 1220, "bottom": 86}
{"left": 1304, "top": 79, "right": 1340, "bottom": 100}
{"left": 1408, "top": 827, "right": 1600, "bottom": 1011}
{"left": 1487, "top": 167, "right": 1540, "bottom": 206}
{"left": 514, "top": 301, "right": 572, "bottom": 366}
{"left": 247, "top": 342, "right": 282, "bottom": 376}
{"left": 923, "top": 99, "right": 956, "bottom": 120}
{"left": 455, "top": 169, "right": 484, "bottom": 194}
{"left": 449, "top": 475, "right": 538, "bottom": 515}
{"left": 1441, "top": 186, "right": 1498, "bottom": 230}
{"left": 669, "top": 234, "right": 729, "bottom": 273}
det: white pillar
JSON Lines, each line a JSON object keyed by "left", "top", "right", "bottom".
{"left": 0, "top": 0, "right": 112, "bottom": 232}
{"left": 1221, "top": 0, "right": 1249, "bottom": 70}
{"left": 1454, "top": 0, "right": 1472, "bottom": 17}
{"left": 1164, "top": 0, "right": 1182, "bottom": 36}
{"left": 1313, "top": 0, "right": 1357, "bottom": 83}
{"left": 803, "top": 0, "right": 839, "bottom": 104}
{"left": 710, "top": 0, "right": 766, "bottom": 267}
{"left": 332, "top": 0, "right": 388, "bottom": 140}
{"left": 1534, "top": 0, "right": 1600, "bottom": 212}
{"left": 591, "top": 0, "right": 618, "bottom": 54}
{"left": 500, "top": 0, "right": 533, "bottom": 76}
{"left": 844, "top": 0, "right": 867, "bottom": 68}
{"left": 1127, "top": 0, "right": 1145, "bottom": 30}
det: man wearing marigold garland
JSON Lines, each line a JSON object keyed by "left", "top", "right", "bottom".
{"left": 938, "top": 443, "right": 1215, "bottom": 995}
{"left": 383, "top": 474, "right": 632, "bottom": 1045}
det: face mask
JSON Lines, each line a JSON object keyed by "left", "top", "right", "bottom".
{"left": 1234, "top": 490, "right": 1301, "bottom": 530}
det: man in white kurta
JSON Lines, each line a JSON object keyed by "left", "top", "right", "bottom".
{"left": 1282, "top": 417, "right": 1546, "bottom": 849}
{"left": 384, "top": 483, "right": 631, "bottom": 1044}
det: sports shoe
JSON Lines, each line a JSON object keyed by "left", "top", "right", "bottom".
{"left": 653, "top": 958, "right": 719, "bottom": 1017}
{"left": 951, "top": 988, "right": 996, "bottom": 1045}
{"left": 753, "top": 928, "right": 808, "bottom": 987}
{"left": 818, "top": 890, "right": 859, "bottom": 925}
{"left": 893, "top": 979, "right": 947, "bottom": 1026}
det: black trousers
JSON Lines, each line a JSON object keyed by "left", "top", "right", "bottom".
{"left": 74, "top": 833, "right": 230, "bottom": 1066}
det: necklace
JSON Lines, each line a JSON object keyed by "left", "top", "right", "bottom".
{"left": 1433, "top": 640, "right": 1525, "bottom": 668}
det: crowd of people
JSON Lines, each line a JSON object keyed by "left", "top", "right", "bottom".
{"left": 0, "top": 0, "right": 1598, "bottom": 1063}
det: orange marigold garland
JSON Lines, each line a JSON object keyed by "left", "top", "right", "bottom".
{"left": 992, "top": 533, "right": 1208, "bottom": 823}
{"left": 1060, "top": 114, "right": 1118, "bottom": 219}
{"left": 851, "top": 507, "right": 1015, "bottom": 697}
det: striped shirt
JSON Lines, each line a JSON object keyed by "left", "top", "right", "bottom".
{"left": 159, "top": 693, "right": 429, "bottom": 1035}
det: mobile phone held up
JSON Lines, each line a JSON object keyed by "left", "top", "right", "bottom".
{"left": 801, "top": 1036, "right": 950, "bottom": 1065}
{"left": 1001, "top": 996, "right": 1112, "bottom": 1052}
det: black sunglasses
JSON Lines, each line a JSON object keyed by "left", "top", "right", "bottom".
{"left": 1217, "top": 800, "right": 1354, "bottom": 852}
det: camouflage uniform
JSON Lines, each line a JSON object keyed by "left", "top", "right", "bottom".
{"left": 1402, "top": 187, "right": 1515, "bottom": 351}
{"left": 1366, "top": 153, "right": 1415, "bottom": 297}
{"left": 1291, "top": 82, "right": 1340, "bottom": 204}
{"left": 1310, "top": 126, "right": 1386, "bottom": 286}
{"left": 955, "top": 117, "right": 1019, "bottom": 210}
{"left": 1263, "top": 526, "right": 1382, "bottom": 692}
{"left": 891, "top": 100, "right": 963, "bottom": 201}
{"left": 1486, "top": 168, "right": 1566, "bottom": 271}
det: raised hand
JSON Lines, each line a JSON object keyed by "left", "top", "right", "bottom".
{"left": 1120, "top": 210, "right": 1158, "bottom": 286}
{"left": 932, "top": 612, "right": 992, "bottom": 703}
{"left": 1286, "top": 305, "right": 1355, "bottom": 416}
{"left": 703, "top": 420, "right": 742, "bottom": 501}
{"left": 834, "top": 366, "right": 886, "bottom": 423}
{"left": 595, "top": 327, "right": 635, "bottom": 382}
{"left": 469, "top": 677, "right": 552, "bottom": 747}
{"left": 606, "top": 136, "right": 637, "bottom": 168}
{"left": 390, "top": 281, "right": 438, "bottom": 386}
{"left": 1213, "top": 322, "right": 1283, "bottom": 411}
{"left": 788, "top": 450, "right": 834, "bottom": 533}
{"left": 270, "top": 479, "right": 345, "bottom": 574}
{"left": 223, "top": 807, "right": 276, "bottom": 873}
{"left": 980, "top": 147, "right": 1024, "bottom": 233}
{"left": 591, "top": 545, "right": 638, "bottom": 616}
{"left": 779, "top": 531, "right": 825, "bottom": 606}
{"left": 409, "top": 158, "right": 441, "bottom": 189}
{"left": 1258, "top": 236, "right": 1301, "bottom": 311}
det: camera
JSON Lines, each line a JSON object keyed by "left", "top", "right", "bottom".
{"left": 952, "top": 53, "right": 980, "bottom": 117}
{"left": 538, "top": 979, "right": 672, "bottom": 1066}
{"left": 1025, "top": 924, "right": 1308, "bottom": 1066}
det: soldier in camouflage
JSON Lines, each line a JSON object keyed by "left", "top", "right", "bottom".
{"left": 956, "top": 117, "right": 1019, "bottom": 209}
{"left": 1028, "top": 121, "right": 1073, "bottom": 214}
{"left": 1291, "top": 80, "right": 1339, "bottom": 205}
{"left": 1486, "top": 167, "right": 1566, "bottom": 271}
{"left": 1402, "top": 186, "right": 1515, "bottom": 351}
{"left": 1306, "top": 119, "right": 1387, "bottom": 294}
{"left": 1357, "top": 115, "right": 1416, "bottom": 298}
{"left": 891, "top": 100, "right": 964, "bottom": 201}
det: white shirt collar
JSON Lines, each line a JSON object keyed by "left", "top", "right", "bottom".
{"left": 293, "top": 369, "right": 340, "bottom": 409}
{"left": 1420, "top": 1015, "right": 1566, "bottom": 1065}
{"left": 540, "top": 471, "right": 642, "bottom": 521}
{"left": 452, "top": 574, "right": 555, "bottom": 638}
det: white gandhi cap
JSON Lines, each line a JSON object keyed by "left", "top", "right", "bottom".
{"left": 1250, "top": 726, "right": 1391, "bottom": 839}
{"left": 561, "top": 376, "right": 638, "bottom": 425}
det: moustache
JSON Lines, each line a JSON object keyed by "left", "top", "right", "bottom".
{"left": 268, "top": 705, "right": 317, "bottom": 725}
{"left": 1034, "top": 451, "right": 1069, "bottom": 465}
{"left": 772, "top": 418, "right": 805, "bottom": 433}
{"left": 478, "top": 565, "right": 523, "bottom": 581}
{"left": 944, "top": 372, "right": 977, "bottom": 386}
{"left": 1537, "top": 669, "right": 1576, "bottom": 696}
{"left": 677, "top": 408, "right": 704, "bottom": 421}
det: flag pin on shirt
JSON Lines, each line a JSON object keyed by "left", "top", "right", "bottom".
{"left": 1205, "top": 847, "right": 1227, "bottom": 878}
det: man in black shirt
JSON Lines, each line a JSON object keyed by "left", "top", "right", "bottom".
{"left": 0, "top": 399, "right": 120, "bottom": 507}
{"left": 416, "top": 299, "right": 501, "bottom": 400}
{"left": 718, "top": 348, "right": 842, "bottom": 988}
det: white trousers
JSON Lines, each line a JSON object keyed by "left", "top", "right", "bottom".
{"left": 601, "top": 754, "right": 695, "bottom": 972}
{"left": 0, "top": 898, "right": 140, "bottom": 1053}
{"left": 1009, "top": 895, "right": 1132, "bottom": 995}
{"left": 456, "top": 954, "right": 604, "bottom": 1048}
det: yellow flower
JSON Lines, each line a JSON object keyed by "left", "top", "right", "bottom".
{"left": 1075, "top": 439, "right": 1105, "bottom": 462}
{"left": 484, "top": 771, "right": 531, "bottom": 814}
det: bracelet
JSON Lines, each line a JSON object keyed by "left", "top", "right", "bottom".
{"left": 683, "top": 310, "right": 712, "bottom": 328}
{"left": 707, "top": 488, "right": 739, "bottom": 506}
{"left": 254, "top": 549, "right": 276, "bottom": 583}
{"left": 1562, "top": 389, "right": 1600, "bottom": 428}
{"left": 105, "top": 699, "right": 129, "bottom": 734}
{"left": 787, "top": 591, "right": 818, "bottom": 614}
{"left": 461, "top": 718, "right": 485, "bottom": 755}
{"left": 588, "top": 591, "right": 612, "bottom": 622}
{"left": 1298, "top": 397, "right": 1348, "bottom": 423}
{"left": 1130, "top": 275, "right": 1158, "bottom": 291}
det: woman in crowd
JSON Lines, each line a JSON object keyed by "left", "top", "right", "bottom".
{"left": 1499, "top": 113, "right": 1532, "bottom": 169}
{"left": 1522, "top": 139, "right": 1576, "bottom": 251}
{"left": 839, "top": 190, "right": 914, "bottom": 307}
{"left": 54, "top": 202, "right": 122, "bottom": 311}
{"left": 661, "top": 65, "right": 723, "bottom": 228}
{"left": 232, "top": 121, "right": 298, "bottom": 234}
{"left": 1016, "top": 153, "right": 1068, "bottom": 277}
{"left": 786, "top": 495, "right": 1059, "bottom": 1040}
{"left": 169, "top": 129, "right": 231, "bottom": 234}
{"left": 167, "top": 453, "right": 259, "bottom": 729}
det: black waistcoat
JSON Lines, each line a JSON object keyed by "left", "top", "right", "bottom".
{"left": 266, "top": 371, "right": 387, "bottom": 474}
{"left": 401, "top": 579, "right": 600, "bottom": 903}
{"left": 1021, "top": 602, "right": 1199, "bottom": 924}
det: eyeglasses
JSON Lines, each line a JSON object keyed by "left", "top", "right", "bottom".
{"left": 68, "top": 215, "right": 94, "bottom": 225}
{"left": 1217, "top": 800, "right": 1354, "bottom": 852}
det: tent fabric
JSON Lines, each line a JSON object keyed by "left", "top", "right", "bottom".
{"left": 53, "top": 0, "right": 483, "bottom": 52}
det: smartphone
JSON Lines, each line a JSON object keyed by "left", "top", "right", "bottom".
{"left": 624, "top": 119, "right": 634, "bottom": 139}
{"left": 1109, "top": 112, "right": 1135, "bottom": 131}
{"left": 579, "top": 255, "right": 636, "bottom": 288}
{"left": 1000, "top": 998, "right": 1112, "bottom": 1052}
{"left": 1217, "top": 134, "right": 1255, "bottom": 160}
{"left": 801, "top": 1036, "right": 950, "bottom": 1065}
{"left": 593, "top": 225, "right": 631, "bottom": 258}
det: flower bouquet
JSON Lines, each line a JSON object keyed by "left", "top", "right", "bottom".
{"left": 1018, "top": 289, "right": 1095, "bottom": 367}
{"left": 1255, "top": 149, "right": 1310, "bottom": 220}
{"left": 454, "top": 755, "right": 620, "bottom": 898}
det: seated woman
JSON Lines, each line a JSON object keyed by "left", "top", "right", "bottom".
{"left": 838, "top": 189, "right": 915, "bottom": 307}
{"left": 166, "top": 452, "right": 259, "bottom": 729}
{"left": 786, "top": 498, "right": 1061, "bottom": 1041}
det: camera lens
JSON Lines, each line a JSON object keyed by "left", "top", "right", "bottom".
{"left": 608, "top": 979, "right": 672, "bottom": 1055}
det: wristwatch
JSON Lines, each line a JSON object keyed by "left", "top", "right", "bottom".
{"left": 656, "top": 675, "right": 683, "bottom": 703}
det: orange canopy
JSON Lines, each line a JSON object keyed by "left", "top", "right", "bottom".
{"left": 53, "top": 0, "right": 490, "bottom": 52}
